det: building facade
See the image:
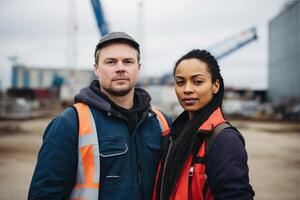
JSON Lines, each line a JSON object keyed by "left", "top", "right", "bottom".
{"left": 12, "top": 65, "right": 95, "bottom": 89}
{"left": 268, "top": 1, "right": 300, "bottom": 101}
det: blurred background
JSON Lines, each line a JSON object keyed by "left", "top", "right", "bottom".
{"left": 0, "top": 0, "right": 300, "bottom": 199}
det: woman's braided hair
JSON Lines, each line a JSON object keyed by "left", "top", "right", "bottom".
{"left": 156, "top": 49, "right": 224, "bottom": 200}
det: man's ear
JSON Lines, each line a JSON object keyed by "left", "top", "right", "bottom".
{"left": 93, "top": 64, "right": 98, "bottom": 76}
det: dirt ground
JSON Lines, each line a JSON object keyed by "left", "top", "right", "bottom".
{"left": 0, "top": 117, "right": 300, "bottom": 200}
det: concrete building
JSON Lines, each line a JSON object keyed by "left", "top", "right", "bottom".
{"left": 268, "top": 0, "right": 300, "bottom": 101}
{"left": 11, "top": 65, "right": 96, "bottom": 102}
{"left": 12, "top": 65, "right": 94, "bottom": 89}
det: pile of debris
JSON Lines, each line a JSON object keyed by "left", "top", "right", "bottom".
{"left": 0, "top": 88, "right": 60, "bottom": 120}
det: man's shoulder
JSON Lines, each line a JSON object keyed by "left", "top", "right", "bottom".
{"left": 42, "top": 106, "right": 79, "bottom": 141}
{"left": 48, "top": 106, "right": 78, "bottom": 131}
{"left": 59, "top": 106, "right": 78, "bottom": 121}
{"left": 151, "top": 106, "right": 172, "bottom": 122}
{"left": 150, "top": 106, "right": 172, "bottom": 136}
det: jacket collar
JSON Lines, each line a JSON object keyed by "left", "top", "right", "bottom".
{"left": 197, "top": 107, "right": 226, "bottom": 132}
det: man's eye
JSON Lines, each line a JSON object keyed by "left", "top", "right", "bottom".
{"left": 106, "top": 60, "right": 115, "bottom": 64}
{"left": 124, "top": 60, "right": 134, "bottom": 64}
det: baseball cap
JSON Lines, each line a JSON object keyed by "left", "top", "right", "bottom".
{"left": 95, "top": 32, "right": 140, "bottom": 54}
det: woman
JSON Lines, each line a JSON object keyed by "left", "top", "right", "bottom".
{"left": 153, "top": 49, "right": 254, "bottom": 200}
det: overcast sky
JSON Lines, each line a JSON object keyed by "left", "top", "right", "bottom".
{"left": 0, "top": 0, "right": 291, "bottom": 90}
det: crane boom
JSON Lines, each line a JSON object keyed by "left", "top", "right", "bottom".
{"left": 158, "top": 27, "right": 258, "bottom": 85}
{"left": 90, "top": 0, "right": 109, "bottom": 36}
{"left": 208, "top": 27, "right": 257, "bottom": 60}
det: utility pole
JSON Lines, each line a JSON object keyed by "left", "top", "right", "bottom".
{"left": 137, "top": 0, "right": 146, "bottom": 75}
{"left": 67, "top": 0, "right": 78, "bottom": 69}
{"left": 62, "top": 0, "right": 78, "bottom": 104}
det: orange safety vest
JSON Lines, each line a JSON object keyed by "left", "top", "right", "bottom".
{"left": 153, "top": 108, "right": 225, "bottom": 200}
{"left": 70, "top": 103, "right": 170, "bottom": 200}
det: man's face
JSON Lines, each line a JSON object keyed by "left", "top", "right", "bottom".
{"left": 94, "top": 43, "right": 141, "bottom": 97}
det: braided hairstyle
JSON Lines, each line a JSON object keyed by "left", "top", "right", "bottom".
{"left": 156, "top": 49, "right": 224, "bottom": 200}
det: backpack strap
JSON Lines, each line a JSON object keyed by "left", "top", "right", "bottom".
{"left": 205, "top": 122, "right": 231, "bottom": 156}
{"left": 193, "top": 122, "right": 230, "bottom": 197}
{"left": 151, "top": 107, "right": 170, "bottom": 136}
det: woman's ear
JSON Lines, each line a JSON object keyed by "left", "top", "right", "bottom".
{"left": 213, "top": 79, "right": 220, "bottom": 94}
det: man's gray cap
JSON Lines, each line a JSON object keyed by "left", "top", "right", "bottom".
{"left": 95, "top": 31, "right": 140, "bottom": 53}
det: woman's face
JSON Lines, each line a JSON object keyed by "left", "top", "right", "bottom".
{"left": 174, "top": 58, "right": 220, "bottom": 117}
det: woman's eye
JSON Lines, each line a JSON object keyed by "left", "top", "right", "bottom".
{"left": 176, "top": 81, "right": 184, "bottom": 86}
{"left": 194, "top": 80, "right": 203, "bottom": 85}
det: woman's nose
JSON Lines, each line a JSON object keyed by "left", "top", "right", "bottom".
{"left": 184, "top": 82, "right": 194, "bottom": 94}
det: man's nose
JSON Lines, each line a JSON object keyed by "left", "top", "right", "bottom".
{"left": 115, "top": 61, "right": 126, "bottom": 72}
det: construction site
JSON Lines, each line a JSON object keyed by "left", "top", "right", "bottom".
{"left": 1, "top": 0, "right": 300, "bottom": 199}
{"left": 1, "top": 117, "right": 300, "bottom": 199}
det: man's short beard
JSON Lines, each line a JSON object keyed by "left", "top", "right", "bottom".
{"left": 102, "top": 87, "right": 132, "bottom": 97}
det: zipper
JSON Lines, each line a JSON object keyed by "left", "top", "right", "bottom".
{"left": 137, "top": 158, "right": 144, "bottom": 199}
{"left": 108, "top": 109, "right": 151, "bottom": 198}
{"left": 108, "top": 112, "right": 134, "bottom": 132}
{"left": 132, "top": 109, "right": 149, "bottom": 199}
{"left": 159, "top": 138, "right": 173, "bottom": 200}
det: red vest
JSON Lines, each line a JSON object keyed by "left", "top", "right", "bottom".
{"left": 153, "top": 108, "right": 225, "bottom": 200}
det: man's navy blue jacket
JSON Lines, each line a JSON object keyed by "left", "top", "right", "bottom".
{"left": 28, "top": 81, "right": 171, "bottom": 200}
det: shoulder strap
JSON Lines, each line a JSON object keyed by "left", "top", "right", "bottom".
{"left": 151, "top": 107, "right": 170, "bottom": 136}
{"left": 205, "top": 122, "right": 231, "bottom": 156}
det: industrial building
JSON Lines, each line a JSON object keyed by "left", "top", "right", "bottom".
{"left": 268, "top": 0, "right": 300, "bottom": 101}
{"left": 12, "top": 64, "right": 94, "bottom": 89}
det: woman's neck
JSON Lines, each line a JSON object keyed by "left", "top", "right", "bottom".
{"left": 188, "top": 111, "right": 194, "bottom": 119}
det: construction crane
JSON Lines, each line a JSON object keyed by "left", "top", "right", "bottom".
{"left": 90, "top": 0, "right": 109, "bottom": 36}
{"left": 88, "top": 1, "right": 258, "bottom": 83}
{"left": 159, "top": 27, "right": 258, "bottom": 85}
{"left": 89, "top": 1, "right": 258, "bottom": 62}
{"left": 208, "top": 27, "right": 257, "bottom": 60}
{"left": 90, "top": 1, "right": 258, "bottom": 85}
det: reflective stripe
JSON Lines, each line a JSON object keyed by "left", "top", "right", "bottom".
{"left": 70, "top": 103, "right": 100, "bottom": 200}
{"left": 92, "top": 144, "right": 100, "bottom": 183}
{"left": 152, "top": 107, "right": 170, "bottom": 136}
{"left": 79, "top": 134, "right": 99, "bottom": 147}
{"left": 70, "top": 187, "right": 99, "bottom": 199}
{"left": 70, "top": 198, "right": 86, "bottom": 200}
{"left": 76, "top": 151, "right": 85, "bottom": 184}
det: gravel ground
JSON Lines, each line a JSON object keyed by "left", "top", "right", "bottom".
{"left": 0, "top": 118, "right": 299, "bottom": 200}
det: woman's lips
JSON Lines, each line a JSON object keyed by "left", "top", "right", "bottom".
{"left": 181, "top": 98, "right": 198, "bottom": 105}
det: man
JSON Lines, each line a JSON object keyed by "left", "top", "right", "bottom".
{"left": 28, "top": 32, "right": 171, "bottom": 200}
